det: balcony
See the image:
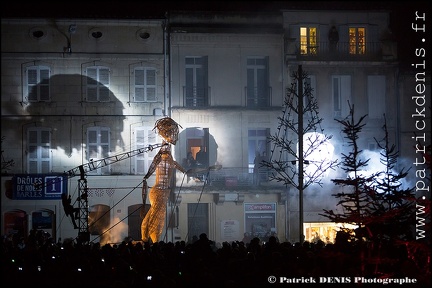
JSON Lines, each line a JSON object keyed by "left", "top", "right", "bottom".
{"left": 245, "top": 86, "right": 272, "bottom": 107}
{"left": 285, "top": 40, "right": 397, "bottom": 61}
{"left": 183, "top": 86, "right": 211, "bottom": 107}
{"left": 182, "top": 166, "right": 279, "bottom": 191}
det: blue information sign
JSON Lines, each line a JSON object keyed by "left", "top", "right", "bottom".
{"left": 12, "top": 174, "right": 68, "bottom": 200}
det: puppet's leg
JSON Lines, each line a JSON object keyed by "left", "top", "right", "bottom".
{"left": 141, "top": 188, "right": 170, "bottom": 242}
{"left": 141, "top": 186, "right": 155, "bottom": 242}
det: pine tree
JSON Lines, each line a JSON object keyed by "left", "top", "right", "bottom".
{"left": 262, "top": 65, "right": 338, "bottom": 243}
{"left": 322, "top": 108, "right": 427, "bottom": 276}
{"left": 368, "top": 115, "right": 416, "bottom": 242}
{"left": 321, "top": 103, "right": 377, "bottom": 233}
{"left": 319, "top": 103, "right": 378, "bottom": 276}
{"left": 262, "top": 66, "right": 338, "bottom": 189}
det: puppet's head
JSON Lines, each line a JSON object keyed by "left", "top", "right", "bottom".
{"left": 153, "top": 117, "right": 182, "bottom": 145}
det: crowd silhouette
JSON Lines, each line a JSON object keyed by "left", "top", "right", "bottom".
{"left": 1, "top": 229, "right": 430, "bottom": 287}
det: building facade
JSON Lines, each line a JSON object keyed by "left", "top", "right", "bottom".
{"left": 1, "top": 18, "right": 170, "bottom": 243}
{"left": 1, "top": 8, "right": 429, "bottom": 245}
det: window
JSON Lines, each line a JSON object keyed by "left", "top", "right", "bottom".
{"left": 184, "top": 127, "right": 209, "bottom": 168}
{"left": 349, "top": 27, "right": 366, "bottom": 55}
{"left": 185, "top": 56, "right": 208, "bottom": 107}
{"left": 128, "top": 204, "right": 149, "bottom": 241}
{"left": 248, "top": 128, "right": 269, "bottom": 173}
{"left": 4, "top": 210, "right": 28, "bottom": 238}
{"left": 87, "top": 127, "right": 110, "bottom": 175}
{"left": 332, "top": 75, "right": 351, "bottom": 118}
{"left": 32, "top": 210, "right": 54, "bottom": 230}
{"left": 26, "top": 66, "right": 50, "bottom": 102}
{"left": 304, "top": 222, "right": 357, "bottom": 244}
{"left": 300, "top": 27, "right": 318, "bottom": 55}
{"left": 368, "top": 141, "right": 379, "bottom": 151}
{"left": 187, "top": 203, "right": 209, "bottom": 239}
{"left": 134, "top": 126, "right": 160, "bottom": 174}
{"left": 246, "top": 57, "right": 270, "bottom": 107}
{"left": 134, "top": 68, "right": 157, "bottom": 102}
{"left": 367, "top": 75, "right": 386, "bottom": 119}
{"left": 27, "top": 127, "right": 51, "bottom": 173}
{"left": 89, "top": 204, "right": 110, "bottom": 236}
{"left": 244, "top": 203, "right": 276, "bottom": 238}
{"left": 86, "top": 66, "right": 110, "bottom": 102}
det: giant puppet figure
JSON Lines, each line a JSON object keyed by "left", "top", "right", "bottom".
{"left": 141, "top": 117, "right": 187, "bottom": 243}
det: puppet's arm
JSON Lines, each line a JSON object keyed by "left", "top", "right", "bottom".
{"left": 144, "top": 149, "right": 162, "bottom": 179}
{"left": 173, "top": 160, "right": 187, "bottom": 174}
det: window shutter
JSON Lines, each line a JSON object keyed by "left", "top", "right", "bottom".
{"left": 100, "top": 129, "right": 110, "bottom": 158}
{"left": 39, "top": 68, "right": 50, "bottom": 101}
{"left": 88, "top": 130, "right": 98, "bottom": 159}
{"left": 87, "top": 68, "right": 98, "bottom": 101}
{"left": 87, "top": 127, "right": 111, "bottom": 175}
{"left": 27, "top": 69, "right": 38, "bottom": 101}
{"left": 135, "top": 129, "right": 146, "bottom": 174}
{"left": 27, "top": 128, "right": 51, "bottom": 173}
{"left": 87, "top": 87, "right": 98, "bottom": 102}
{"left": 99, "top": 68, "right": 110, "bottom": 101}
{"left": 146, "top": 69, "right": 156, "bottom": 101}
{"left": 87, "top": 68, "right": 98, "bottom": 83}
{"left": 86, "top": 67, "right": 110, "bottom": 102}
{"left": 134, "top": 69, "right": 145, "bottom": 102}
{"left": 99, "top": 68, "right": 110, "bottom": 86}
{"left": 28, "top": 130, "right": 38, "bottom": 173}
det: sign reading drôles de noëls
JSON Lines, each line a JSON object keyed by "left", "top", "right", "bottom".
{"left": 12, "top": 174, "right": 68, "bottom": 200}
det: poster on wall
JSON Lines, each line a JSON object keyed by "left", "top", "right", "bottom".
{"left": 11, "top": 174, "right": 68, "bottom": 200}
{"left": 221, "top": 219, "right": 240, "bottom": 242}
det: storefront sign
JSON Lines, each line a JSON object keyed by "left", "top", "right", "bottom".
{"left": 244, "top": 203, "right": 276, "bottom": 211}
{"left": 12, "top": 174, "right": 67, "bottom": 200}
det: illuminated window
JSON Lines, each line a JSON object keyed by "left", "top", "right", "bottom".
{"left": 27, "top": 127, "right": 51, "bottom": 173}
{"left": 304, "top": 222, "right": 357, "bottom": 244}
{"left": 248, "top": 129, "right": 269, "bottom": 174}
{"left": 86, "top": 66, "right": 110, "bottom": 102}
{"left": 185, "top": 127, "right": 209, "bottom": 171}
{"left": 185, "top": 56, "right": 208, "bottom": 107}
{"left": 87, "top": 127, "right": 110, "bottom": 175}
{"left": 26, "top": 66, "right": 50, "bottom": 102}
{"left": 134, "top": 67, "right": 157, "bottom": 102}
{"left": 134, "top": 126, "right": 160, "bottom": 174}
{"left": 246, "top": 57, "right": 269, "bottom": 107}
{"left": 300, "top": 27, "right": 318, "bottom": 55}
{"left": 349, "top": 27, "right": 366, "bottom": 55}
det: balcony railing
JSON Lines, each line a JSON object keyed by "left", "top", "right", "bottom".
{"left": 182, "top": 166, "right": 276, "bottom": 189}
{"left": 286, "top": 40, "right": 396, "bottom": 61}
{"left": 183, "top": 86, "right": 211, "bottom": 107}
{"left": 245, "top": 86, "right": 272, "bottom": 107}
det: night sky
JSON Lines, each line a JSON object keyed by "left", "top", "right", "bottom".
{"left": 1, "top": 1, "right": 431, "bottom": 71}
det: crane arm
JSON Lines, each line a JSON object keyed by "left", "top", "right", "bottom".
{"left": 37, "top": 143, "right": 165, "bottom": 189}
{"left": 68, "top": 143, "right": 165, "bottom": 179}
